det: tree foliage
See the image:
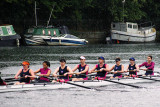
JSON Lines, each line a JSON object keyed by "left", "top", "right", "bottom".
{"left": 1, "top": 0, "right": 160, "bottom": 31}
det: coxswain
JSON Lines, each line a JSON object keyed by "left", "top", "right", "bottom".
{"left": 0, "top": 77, "right": 6, "bottom": 85}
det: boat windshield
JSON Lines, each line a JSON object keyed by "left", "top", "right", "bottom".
{"left": 64, "top": 34, "right": 79, "bottom": 39}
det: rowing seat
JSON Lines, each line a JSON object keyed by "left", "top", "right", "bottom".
{"left": 57, "top": 75, "right": 70, "bottom": 83}
{"left": 95, "top": 72, "right": 108, "bottom": 80}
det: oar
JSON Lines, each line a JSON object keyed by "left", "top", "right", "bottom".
{"left": 137, "top": 76, "right": 160, "bottom": 81}
{"left": 92, "top": 70, "right": 100, "bottom": 73}
{"left": 4, "top": 75, "right": 36, "bottom": 81}
{"left": 139, "top": 69, "right": 160, "bottom": 75}
{"left": 4, "top": 78, "right": 16, "bottom": 80}
{"left": 103, "top": 79, "right": 142, "bottom": 88}
{"left": 65, "top": 81, "right": 100, "bottom": 91}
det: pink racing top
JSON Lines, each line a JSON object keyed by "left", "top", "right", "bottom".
{"left": 39, "top": 68, "right": 50, "bottom": 82}
{"left": 139, "top": 62, "right": 155, "bottom": 71}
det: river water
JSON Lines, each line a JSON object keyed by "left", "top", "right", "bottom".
{"left": 0, "top": 43, "right": 160, "bottom": 107}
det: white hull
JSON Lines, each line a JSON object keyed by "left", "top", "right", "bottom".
{"left": 111, "top": 30, "right": 156, "bottom": 42}
{"left": 0, "top": 77, "right": 155, "bottom": 93}
{"left": 44, "top": 37, "right": 87, "bottom": 46}
{"left": 24, "top": 35, "right": 50, "bottom": 46}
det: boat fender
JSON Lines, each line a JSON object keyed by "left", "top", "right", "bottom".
{"left": 54, "top": 30, "right": 56, "bottom": 36}
{"left": 48, "top": 30, "right": 51, "bottom": 35}
{"left": 42, "top": 30, "right": 45, "bottom": 35}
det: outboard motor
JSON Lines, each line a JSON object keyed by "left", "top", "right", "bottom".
{"left": 59, "top": 26, "right": 69, "bottom": 34}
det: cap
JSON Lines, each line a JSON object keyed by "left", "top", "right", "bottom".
{"left": 129, "top": 57, "right": 135, "bottom": 61}
{"left": 60, "top": 59, "right": 66, "bottom": 63}
{"left": 115, "top": 58, "right": 121, "bottom": 62}
{"left": 98, "top": 56, "right": 105, "bottom": 60}
{"left": 80, "top": 56, "right": 86, "bottom": 60}
{"left": 22, "top": 61, "right": 30, "bottom": 65}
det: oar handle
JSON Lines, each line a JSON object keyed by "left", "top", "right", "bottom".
{"left": 140, "top": 68, "right": 149, "bottom": 71}
{"left": 92, "top": 70, "right": 100, "bottom": 73}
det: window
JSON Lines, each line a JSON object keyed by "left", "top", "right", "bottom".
{"left": 112, "top": 24, "right": 115, "bottom": 28}
{"left": 133, "top": 25, "right": 137, "bottom": 29}
{"left": 128, "top": 24, "right": 132, "bottom": 28}
{"left": 0, "top": 28, "right": 3, "bottom": 35}
{"left": 6, "top": 26, "right": 12, "bottom": 34}
{"left": 64, "top": 34, "right": 79, "bottom": 39}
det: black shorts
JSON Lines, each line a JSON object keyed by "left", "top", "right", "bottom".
{"left": 145, "top": 71, "right": 153, "bottom": 75}
{"left": 113, "top": 73, "right": 122, "bottom": 78}
{"left": 76, "top": 75, "right": 86, "bottom": 78}
{"left": 129, "top": 71, "right": 137, "bottom": 75}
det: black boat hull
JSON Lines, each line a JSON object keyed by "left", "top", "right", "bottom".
{"left": 0, "top": 34, "right": 21, "bottom": 46}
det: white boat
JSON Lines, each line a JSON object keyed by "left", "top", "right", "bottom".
{"left": 43, "top": 34, "right": 88, "bottom": 46}
{"left": 109, "top": 22, "right": 156, "bottom": 43}
{"left": 0, "top": 76, "right": 158, "bottom": 93}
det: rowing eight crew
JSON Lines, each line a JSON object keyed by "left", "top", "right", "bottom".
{"left": 2, "top": 55, "right": 154, "bottom": 85}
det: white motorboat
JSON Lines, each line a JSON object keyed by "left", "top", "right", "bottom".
{"left": 43, "top": 34, "right": 88, "bottom": 46}
{"left": 109, "top": 22, "right": 156, "bottom": 43}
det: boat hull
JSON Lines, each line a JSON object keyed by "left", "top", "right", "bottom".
{"left": 24, "top": 35, "right": 49, "bottom": 46}
{"left": 44, "top": 38, "right": 87, "bottom": 46}
{"left": 0, "top": 77, "right": 155, "bottom": 93}
{"left": 0, "top": 35, "right": 21, "bottom": 46}
{"left": 111, "top": 30, "right": 156, "bottom": 43}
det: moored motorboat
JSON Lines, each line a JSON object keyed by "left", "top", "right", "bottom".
{"left": 0, "top": 25, "right": 21, "bottom": 46}
{"left": 24, "top": 1, "right": 87, "bottom": 46}
{"left": 109, "top": 22, "right": 156, "bottom": 43}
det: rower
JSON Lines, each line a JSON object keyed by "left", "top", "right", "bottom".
{"left": 0, "top": 77, "right": 6, "bottom": 85}
{"left": 52, "top": 59, "right": 72, "bottom": 82}
{"left": 110, "top": 58, "right": 124, "bottom": 79}
{"left": 14, "top": 61, "right": 35, "bottom": 85}
{"left": 139, "top": 55, "right": 155, "bottom": 76}
{"left": 34, "top": 61, "right": 51, "bottom": 82}
{"left": 125, "top": 57, "right": 139, "bottom": 77}
{"left": 72, "top": 56, "right": 89, "bottom": 81}
{"left": 89, "top": 56, "right": 109, "bottom": 80}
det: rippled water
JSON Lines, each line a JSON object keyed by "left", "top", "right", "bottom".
{"left": 1, "top": 43, "right": 160, "bottom": 107}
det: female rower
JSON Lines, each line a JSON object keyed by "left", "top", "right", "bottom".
{"left": 34, "top": 61, "right": 51, "bottom": 82}
{"left": 89, "top": 56, "right": 109, "bottom": 80}
{"left": 14, "top": 61, "right": 35, "bottom": 85}
{"left": 125, "top": 57, "right": 139, "bottom": 77}
{"left": 72, "top": 56, "right": 89, "bottom": 81}
{"left": 52, "top": 59, "right": 72, "bottom": 82}
{"left": 110, "top": 58, "right": 124, "bottom": 79}
{"left": 139, "top": 55, "right": 155, "bottom": 76}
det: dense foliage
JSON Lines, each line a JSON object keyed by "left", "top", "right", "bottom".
{"left": 0, "top": 0, "right": 160, "bottom": 31}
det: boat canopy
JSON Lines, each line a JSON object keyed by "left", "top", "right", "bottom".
{"left": 0, "top": 25, "right": 16, "bottom": 36}
{"left": 27, "top": 27, "right": 60, "bottom": 36}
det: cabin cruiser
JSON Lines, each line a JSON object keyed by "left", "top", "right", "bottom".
{"left": 108, "top": 22, "right": 156, "bottom": 43}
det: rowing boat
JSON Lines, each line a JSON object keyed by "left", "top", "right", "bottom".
{"left": 0, "top": 75, "right": 159, "bottom": 93}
